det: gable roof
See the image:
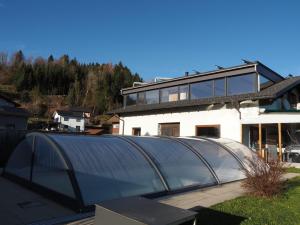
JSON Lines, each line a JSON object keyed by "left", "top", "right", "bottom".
{"left": 0, "top": 106, "right": 30, "bottom": 117}
{"left": 109, "top": 76, "right": 300, "bottom": 115}
{"left": 0, "top": 94, "right": 19, "bottom": 107}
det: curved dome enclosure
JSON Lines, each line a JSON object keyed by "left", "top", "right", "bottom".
{"left": 4, "top": 133, "right": 255, "bottom": 210}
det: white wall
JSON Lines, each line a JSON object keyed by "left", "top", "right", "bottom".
{"left": 54, "top": 112, "right": 85, "bottom": 131}
{"left": 120, "top": 106, "right": 242, "bottom": 141}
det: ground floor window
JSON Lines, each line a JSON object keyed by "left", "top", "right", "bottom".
{"left": 132, "top": 127, "right": 141, "bottom": 136}
{"left": 195, "top": 125, "right": 220, "bottom": 138}
{"left": 159, "top": 123, "right": 180, "bottom": 137}
{"left": 76, "top": 126, "right": 80, "bottom": 132}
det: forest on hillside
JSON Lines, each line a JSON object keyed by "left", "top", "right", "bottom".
{"left": 0, "top": 51, "right": 142, "bottom": 117}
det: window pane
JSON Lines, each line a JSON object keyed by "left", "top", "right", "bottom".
{"left": 214, "top": 78, "right": 225, "bottom": 96}
{"left": 137, "top": 92, "right": 145, "bottom": 105}
{"left": 259, "top": 75, "right": 273, "bottom": 90}
{"left": 50, "top": 135, "right": 166, "bottom": 205}
{"left": 127, "top": 136, "right": 217, "bottom": 190}
{"left": 190, "top": 81, "right": 213, "bottom": 99}
{"left": 145, "top": 90, "right": 159, "bottom": 104}
{"left": 126, "top": 93, "right": 137, "bottom": 106}
{"left": 179, "top": 85, "right": 189, "bottom": 100}
{"left": 5, "top": 136, "right": 33, "bottom": 180}
{"left": 32, "top": 136, "right": 75, "bottom": 198}
{"left": 160, "top": 86, "right": 178, "bottom": 103}
{"left": 227, "top": 74, "right": 256, "bottom": 95}
{"left": 179, "top": 138, "right": 245, "bottom": 183}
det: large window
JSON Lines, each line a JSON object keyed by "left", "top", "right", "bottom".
{"left": 137, "top": 92, "right": 145, "bottom": 105}
{"left": 195, "top": 125, "right": 220, "bottom": 138}
{"left": 190, "top": 80, "right": 213, "bottom": 99}
{"left": 259, "top": 75, "right": 273, "bottom": 90}
{"left": 179, "top": 85, "right": 189, "bottom": 100}
{"left": 227, "top": 73, "right": 256, "bottom": 95}
{"left": 159, "top": 123, "right": 180, "bottom": 136}
{"left": 214, "top": 78, "right": 225, "bottom": 97}
{"left": 126, "top": 93, "right": 137, "bottom": 106}
{"left": 160, "top": 86, "right": 178, "bottom": 103}
{"left": 145, "top": 90, "right": 159, "bottom": 104}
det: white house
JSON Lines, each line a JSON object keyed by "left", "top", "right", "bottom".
{"left": 53, "top": 109, "right": 85, "bottom": 132}
{"left": 0, "top": 94, "right": 29, "bottom": 130}
{"left": 109, "top": 61, "right": 300, "bottom": 161}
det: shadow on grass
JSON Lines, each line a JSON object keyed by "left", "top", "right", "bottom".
{"left": 192, "top": 206, "right": 247, "bottom": 225}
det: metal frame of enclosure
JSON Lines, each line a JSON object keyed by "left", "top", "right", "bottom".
{"left": 3, "top": 133, "right": 256, "bottom": 211}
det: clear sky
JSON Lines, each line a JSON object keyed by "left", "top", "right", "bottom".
{"left": 0, "top": 0, "right": 300, "bottom": 80}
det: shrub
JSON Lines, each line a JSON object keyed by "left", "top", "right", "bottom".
{"left": 242, "top": 155, "right": 285, "bottom": 198}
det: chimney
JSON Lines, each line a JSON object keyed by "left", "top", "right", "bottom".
{"left": 185, "top": 72, "right": 189, "bottom": 76}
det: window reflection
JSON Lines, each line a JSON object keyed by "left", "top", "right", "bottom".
{"left": 160, "top": 86, "right": 179, "bottom": 103}
{"left": 214, "top": 78, "right": 225, "bottom": 97}
{"left": 145, "top": 90, "right": 159, "bottom": 104}
{"left": 190, "top": 80, "right": 213, "bottom": 99}
{"left": 227, "top": 73, "right": 256, "bottom": 95}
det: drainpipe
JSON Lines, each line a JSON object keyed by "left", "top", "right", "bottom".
{"left": 113, "top": 113, "right": 124, "bottom": 135}
{"left": 233, "top": 101, "right": 241, "bottom": 120}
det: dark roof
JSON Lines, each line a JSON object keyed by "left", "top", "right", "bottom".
{"left": 0, "top": 94, "right": 19, "bottom": 107}
{"left": 109, "top": 76, "right": 300, "bottom": 115}
{"left": 56, "top": 110, "right": 84, "bottom": 118}
{"left": 0, "top": 106, "right": 30, "bottom": 117}
{"left": 68, "top": 107, "right": 93, "bottom": 113}
{"left": 121, "top": 61, "right": 284, "bottom": 94}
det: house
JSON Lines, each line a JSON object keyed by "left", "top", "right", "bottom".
{"left": 109, "top": 61, "right": 300, "bottom": 161}
{"left": 106, "top": 115, "right": 120, "bottom": 135}
{"left": 53, "top": 109, "right": 85, "bottom": 132}
{"left": 0, "top": 94, "right": 30, "bottom": 130}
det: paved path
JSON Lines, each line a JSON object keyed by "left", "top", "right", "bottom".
{"left": 157, "top": 173, "right": 300, "bottom": 209}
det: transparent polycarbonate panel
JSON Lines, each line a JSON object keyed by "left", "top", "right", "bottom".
{"left": 208, "top": 138, "right": 257, "bottom": 170}
{"left": 5, "top": 136, "right": 33, "bottom": 180}
{"left": 49, "top": 135, "right": 166, "bottom": 205}
{"left": 127, "top": 136, "right": 217, "bottom": 190}
{"left": 32, "top": 136, "right": 75, "bottom": 198}
{"left": 179, "top": 138, "right": 245, "bottom": 183}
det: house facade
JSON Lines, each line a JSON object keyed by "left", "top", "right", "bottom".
{"left": 0, "top": 94, "right": 29, "bottom": 130}
{"left": 53, "top": 110, "right": 85, "bottom": 132}
{"left": 110, "top": 61, "right": 300, "bottom": 161}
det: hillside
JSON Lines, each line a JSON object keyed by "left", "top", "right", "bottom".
{"left": 0, "top": 51, "right": 142, "bottom": 121}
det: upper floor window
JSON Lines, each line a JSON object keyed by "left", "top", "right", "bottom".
{"left": 160, "top": 86, "right": 178, "bottom": 103}
{"left": 214, "top": 78, "right": 225, "bottom": 97}
{"left": 126, "top": 93, "right": 137, "bottom": 106}
{"left": 179, "top": 85, "right": 189, "bottom": 100}
{"left": 145, "top": 90, "right": 159, "bottom": 104}
{"left": 259, "top": 75, "right": 273, "bottom": 90}
{"left": 190, "top": 80, "right": 213, "bottom": 99}
{"left": 227, "top": 73, "right": 256, "bottom": 95}
{"left": 137, "top": 92, "right": 145, "bottom": 105}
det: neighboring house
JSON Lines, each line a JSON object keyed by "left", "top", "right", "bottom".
{"left": 53, "top": 110, "right": 85, "bottom": 132}
{"left": 68, "top": 107, "right": 93, "bottom": 124}
{"left": 109, "top": 61, "right": 300, "bottom": 160}
{"left": 0, "top": 94, "right": 30, "bottom": 130}
{"left": 107, "top": 115, "right": 120, "bottom": 135}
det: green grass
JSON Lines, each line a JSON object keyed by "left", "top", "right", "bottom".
{"left": 196, "top": 176, "right": 300, "bottom": 225}
{"left": 285, "top": 167, "right": 300, "bottom": 174}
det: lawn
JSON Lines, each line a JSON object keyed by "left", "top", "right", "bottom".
{"left": 285, "top": 167, "right": 300, "bottom": 174}
{"left": 196, "top": 176, "right": 300, "bottom": 225}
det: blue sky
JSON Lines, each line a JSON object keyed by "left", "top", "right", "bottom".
{"left": 0, "top": 0, "right": 300, "bottom": 80}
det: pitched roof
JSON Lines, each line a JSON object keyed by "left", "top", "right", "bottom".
{"left": 55, "top": 110, "right": 84, "bottom": 118}
{"left": 109, "top": 76, "right": 300, "bottom": 115}
{"left": 0, "top": 106, "right": 30, "bottom": 117}
{"left": 0, "top": 94, "right": 19, "bottom": 107}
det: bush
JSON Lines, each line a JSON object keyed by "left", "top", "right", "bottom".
{"left": 242, "top": 155, "right": 285, "bottom": 198}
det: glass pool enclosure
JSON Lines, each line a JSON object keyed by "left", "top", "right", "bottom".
{"left": 3, "top": 133, "right": 255, "bottom": 211}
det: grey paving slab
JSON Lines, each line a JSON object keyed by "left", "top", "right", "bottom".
{"left": 0, "top": 177, "right": 76, "bottom": 225}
